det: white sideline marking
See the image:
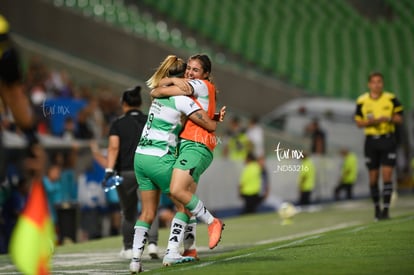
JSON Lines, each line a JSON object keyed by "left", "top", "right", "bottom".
{"left": 255, "top": 222, "right": 358, "bottom": 245}
{"left": 267, "top": 235, "right": 321, "bottom": 251}
{"left": 347, "top": 226, "right": 368, "bottom": 233}
{"left": 166, "top": 234, "right": 323, "bottom": 273}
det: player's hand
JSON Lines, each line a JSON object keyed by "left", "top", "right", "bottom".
{"left": 219, "top": 106, "right": 226, "bottom": 122}
{"left": 102, "top": 169, "right": 115, "bottom": 187}
{"left": 172, "top": 78, "right": 192, "bottom": 95}
{"left": 378, "top": 116, "right": 391, "bottom": 123}
{"left": 367, "top": 117, "right": 380, "bottom": 126}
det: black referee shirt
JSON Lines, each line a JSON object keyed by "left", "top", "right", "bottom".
{"left": 108, "top": 109, "right": 147, "bottom": 172}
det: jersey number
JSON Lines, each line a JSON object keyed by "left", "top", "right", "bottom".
{"left": 139, "top": 113, "right": 154, "bottom": 147}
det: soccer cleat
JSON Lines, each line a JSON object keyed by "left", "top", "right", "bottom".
{"left": 183, "top": 249, "right": 199, "bottom": 261}
{"left": 129, "top": 259, "right": 142, "bottom": 274}
{"left": 119, "top": 248, "right": 133, "bottom": 260}
{"left": 208, "top": 218, "right": 224, "bottom": 249}
{"left": 147, "top": 243, "right": 159, "bottom": 259}
{"left": 163, "top": 255, "right": 195, "bottom": 266}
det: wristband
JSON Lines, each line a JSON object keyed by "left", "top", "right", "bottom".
{"left": 105, "top": 168, "right": 114, "bottom": 173}
{"left": 213, "top": 113, "right": 220, "bottom": 121}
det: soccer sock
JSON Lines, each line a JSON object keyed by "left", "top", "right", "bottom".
{"left": 166, "top": 212, "right": 189, "bottom": 255}
{"left": 370, "top": 184, "right": 380, "bottom": 212}
{"left": 184, "top": 217, "right": 197, "bottom": 251}
{"left": 186, "top": 195, "right": 214, "bottom": 225}
{"left": 132, "top": 221, "right": 150, "bottom": 261}
{"left": 383, "top": 181, "right": 393, "bottom": 210}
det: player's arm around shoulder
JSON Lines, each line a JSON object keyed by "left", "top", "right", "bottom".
{"left": 151, "top": 78, "right": 193, "bottom": 98}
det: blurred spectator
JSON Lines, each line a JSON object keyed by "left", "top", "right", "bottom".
{"left": 223, "top": 116, "right": 252, "bottom": 161}
{"left": 105, "top": 187, "right": 121, "bottom": 236}
{"left": 239, "top": 153, "right": 263, "bottom": 214}
{"left": 258, "top": 157, "right": 270, "bottom": 202}
{"left": 56, "top": 150, "right": 78, "bottom": 202}
{"left": 298, "top": 154, "right": 316, "bottom": 206}
{"left": 246, "top": 116, "right": 265, "bottom": 159}
{"left": 305, "top": 118, "right": 326, "bottom": 155}
{"left": 76, "top": 106, "right": 94, "bottom": 140}
{"left": 91, "top": 144, "right": 121, "bottom": 237}
{"left": 77, "top": 159, "right": 106, "bottom": 241}
{"left": 87, "top": 97, "right": 105, "bottom": 140}
{"left": 43, "top": 164, "right": 63, "bottom": 224}
{"left": 45, "top": 69, "right": 73, "bottom": 98}
{"left": 61, "top": 117, "right": 76, "bottom": 141}
{"left": 334, "top": 149, "right": 358, "bottom": 200}
{"left": 0, "top": 178, "right": 29, "bottom": 253}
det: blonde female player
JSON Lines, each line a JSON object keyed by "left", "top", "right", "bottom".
{"left": 130, "top": 55, "right": 225, "bottom": 273}
{"left": 151, "top": 54, "right": 224, "bottom": 265}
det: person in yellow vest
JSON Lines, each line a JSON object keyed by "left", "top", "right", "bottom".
{"left": 354, "top": 72, "right": 403, "bottom": 220}
{"left": 223, "top": 117, "right": 252, "bottom": 161}
{"left": 298, "top": 154, "right": 316, "bottom": 205}
{"left": 239, "top": 153, "right": 263, "bottom": 214}
{"left": 334, "top": 149, "right": 358, "bottom": 200}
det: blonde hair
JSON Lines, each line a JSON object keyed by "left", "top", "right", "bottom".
{"left": 146, "top": 55, "right": 187, "bottom": 89}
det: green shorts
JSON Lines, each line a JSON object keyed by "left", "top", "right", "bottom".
{"left": 134, "top": 152, "right": 176, "bottom": 194}
{"left": 173, "top": 140, "right": 213, "bottom": 183}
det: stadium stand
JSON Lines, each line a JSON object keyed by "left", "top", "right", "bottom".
{"left": 47, "top": 0, "right": 413, "bottom": 108}
{"left": 139, "top": 0, "right": 412, "bottom": 106}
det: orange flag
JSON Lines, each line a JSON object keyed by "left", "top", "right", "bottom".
{"left": 9, "top": 180, "right": 55, "bottom": 275}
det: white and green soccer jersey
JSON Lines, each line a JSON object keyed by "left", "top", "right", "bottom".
{"left": 188, "top": 79, "right": 209, "bottom": 110}
{"left": 136, "top": 96, "right": 200, "bottom": 157}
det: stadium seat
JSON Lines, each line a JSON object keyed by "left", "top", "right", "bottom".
{"left": 53, "top": 0, "right": 413, "bottom": 106}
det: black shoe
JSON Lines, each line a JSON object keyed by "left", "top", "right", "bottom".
{"left": 374, "top": 207, "right": 382, "bottom": 221}
{"left": 380, "top": 209, "right": 390, "bottom": 220}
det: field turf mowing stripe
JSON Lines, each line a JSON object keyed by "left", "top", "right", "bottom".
{"left": 152, "top": 215, "right": 414, "bottom": 275}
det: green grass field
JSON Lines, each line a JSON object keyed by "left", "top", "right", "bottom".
{"left": 1, "top": 196, "right": 414, "bottom": 274}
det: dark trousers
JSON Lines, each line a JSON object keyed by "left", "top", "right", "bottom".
{"left": 334, "top": 183, "right": 354, "bottom": 200}
{"left": 241, "top": 194, "right": 262, "bottom": 214}
{"left": 299, "top": 191, "right": 312, "bottom": 206}
{"left": 117, "top": 171, "right": 158, "bottom": 249}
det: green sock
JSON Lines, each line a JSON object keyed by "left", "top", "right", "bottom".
{"left": 185, "top": 195, "right": 200, "bottom": 211}
{"left": 135, "top": 220, "right": 151, "bottom": 229}
{"left": 186, "top": 195, "right": 214, "bottom": 224}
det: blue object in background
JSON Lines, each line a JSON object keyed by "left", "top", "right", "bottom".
{"left": 43, "top": 98, "right": 87, "bottom": 136}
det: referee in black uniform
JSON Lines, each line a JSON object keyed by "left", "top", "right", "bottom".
{"left": 103, "top": 86, "right": 159, "bottom": 259}
{"left": 355, "top": 72, "right": 403, "bottom": 220}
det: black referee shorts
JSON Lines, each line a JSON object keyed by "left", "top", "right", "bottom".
{"left": 364, "top": 134, "right": 397, "bottom": 170}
